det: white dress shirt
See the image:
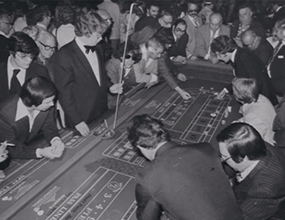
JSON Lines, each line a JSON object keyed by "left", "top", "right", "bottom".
{"left": 75, "top": 37, "right": 101, "bottom": 86}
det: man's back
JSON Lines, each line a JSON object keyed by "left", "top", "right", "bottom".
{"left": 136, "top": 142, "right": 244, "bottom": 220}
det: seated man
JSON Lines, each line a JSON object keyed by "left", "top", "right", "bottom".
{"left": 211, "top": 35, "right": 278, "bottom": 106}
{"left": 168, "top": 19, "right": 189, "bottom": 65}
{"left": 241, "top": 29, "right": 273, "bottom": 65}
{"left": 194, "top": 13, "right": 230, "bottom": 64}
{"left": 230, "top": 3, "right": 266, "bottom": 47}
{"left": 127, "top": 114, "right": 244, "bottom": 220}
{"left": 217, "top": 123, "right": 285, "bottom": 220}
{"left": 0, "top": 77, "right": 65, "bottom": 172}
{"left": 0, "top": 32, "right": 50, "bottom": 104}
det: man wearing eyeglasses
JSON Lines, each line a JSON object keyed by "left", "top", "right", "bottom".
{"left": 182, "top": 0, "right": 203, "bottom": 60}
{"left": 0, "top": 32, "right": 50, "bottom": 104}
{"left": 0, "top": 11, "right": 13, "bottom": 62}
{"left": 194, "top": 13, "right": 230, "bottom": 64}
{"left": 35, "top": 31, "right": 56, "bottom": 66}
{"left": 128, "top": 114, "right": 244, "bottom": 220}
{"left": 217, "top": 123, "right": 285, "bottom": 220}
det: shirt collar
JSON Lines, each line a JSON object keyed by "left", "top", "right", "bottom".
{"left": 172, "top": 31, "right": 178, "bottom": 42}
{"left": 36, "top": 23, "right": 47, "bottom": 30}
{"left": 75, "top": 37, "right": 87, "bottom": 54}
{"left": 276, "top": 6, "right": 282, "bottom": 12}
{"left": 237, "top": 160, "right": 259, "bottom": 182}
{"left": 231, "top": 48, "right": 238, "bottom": 63}
{"left": 0, "top": 30, "right": 9, "bottom": 38}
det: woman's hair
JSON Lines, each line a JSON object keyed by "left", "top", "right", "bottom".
{"left": 232, "top": 77, "right": 259, "bottom": 103}
{"left": 20, "top": 76, "right": 57, "bottom": 107}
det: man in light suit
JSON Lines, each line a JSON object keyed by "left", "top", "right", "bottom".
{"left": 52, "top": 9, "right": 123, "bottom": 137}
{"left": 0, "top": 32, "right": 50, "bottom": 105}
{"left": 217, "top": 123, "right": 285, "bottom": 220}
{"left": 128, "top": 114, "right": 244, "bottom": 220}
{"left": 194, "top": 13, "right": 230, "bottom": 63}
{"left": 0, "top": 77, "right": 65, "bottom": 170}
{"left": 182, "top": 0, "right": 203, "bottom": 60}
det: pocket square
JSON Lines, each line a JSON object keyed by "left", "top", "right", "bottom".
{"left": 278, "top": 55, "right": 284, "bottom": 58}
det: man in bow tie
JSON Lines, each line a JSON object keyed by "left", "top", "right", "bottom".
{"left": 51, "top": 9, "right": 123, "bottom": 137}
{"left": 217, "top": 123, "right": 285, "bottom": 220}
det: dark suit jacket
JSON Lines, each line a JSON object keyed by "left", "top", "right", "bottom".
{"left": 268, "top": 44, "right": 285, "bottom": 97}
{"left": 0, "top": 35, "right": 9, "bottom": 63}
{"left": 230, "top": 19, "right": 266, "bottom": 40}
{"left": 134, "top": 16, "right": 161, "bottom": 32}
{"left": 135, "top": 142, "right": 244, "bottom": 220}
{"left": 233, "top": 144, "right": 285, "bottom": 220}
{"left": 0, "top": 61, "right": 50, "bottom": 104}
{"left": 168, "top": 32, "right": 188, "bottom": 58}
{"left": 228, "top": 48, "right": 278, "bottom": 105}
{"left": 0, "top": 96, "right": 59, "bottom": 159}
{"left": 252, "top": 39, "right": 273, "bottom": 65}
{"left": 272, "top": 6, "right": 285, "bottom": 29}
{"left": 52, "top": 40, "right": 111, "bottom": 128}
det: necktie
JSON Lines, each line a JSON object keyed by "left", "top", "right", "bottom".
{"left": 84, "top": 45, "right": 96, "bottom": 54}
{"left": 193, "top": 17, "right": 199, "bottom": 27}
{"left": 10, "top": 69, "right": 21, "bottom": 95}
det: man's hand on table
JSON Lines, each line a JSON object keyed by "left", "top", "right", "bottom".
{"left": 216, "top": 88, "right": 227, "bottom": 100}
{"left": 50, "top": 138, "right": 65, "bottom": 157}
{"left": 37, "top": 146, "right": 62, "bottom": 159}
{"left": 176, "top": 87, "right": 191, "bottom": 100}
{"left": 75, "top": 121, "right": 90, "bottom": 137}
{"left": 177, "top": 73, "right": 187, "bottom": 82}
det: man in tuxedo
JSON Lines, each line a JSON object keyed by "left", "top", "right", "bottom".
{"left": 217, "top": 123, "right": 285, "bottom": 220}
{"left": 267, "top": 18, "right": 285, "bottom": 98}
{"left": 0, "top": 32, "right": 50, "bottom": 104}
{"left": 194, "top": 13, "right": 230, "bottom": 63}
{"left": 0, "top": 77, "right": 65, "bottom": 171}
{"left": 211, "top": 35, "right": 278, "bottom": 105}
{"left": 0, "top": 11, "right": 12, "bottom": 63}
{"left": 52, "top": 9, "right": 123, "bottom": 137}
{"left": 127, "top": 114, "right": 244, "bottom": 220}
{"left": 182, "top": 0, "right": 203, "bottom": 60}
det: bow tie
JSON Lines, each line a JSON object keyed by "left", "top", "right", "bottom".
{"left": 84, "top": 45, "right": 96, "bottom": 54}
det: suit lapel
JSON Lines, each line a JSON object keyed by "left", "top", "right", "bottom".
{"left": 71, "top": 41, "right": 100, "bottom": 87}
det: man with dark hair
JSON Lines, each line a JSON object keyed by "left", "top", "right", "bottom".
{"left": 0, "top": 11, "right": 12, "bottom": 62}
{"left": 168, "top": 19, "right": 188, "bottom": 64}
{"left": 230, "top": 3, "right": 266, "bottom": 47}
{"left": 241, "top": 29, "right": 273, "bottom": 65}
{"left": 217, "top": 122, "right": 285, "bottom": 220}
{"left": 127, "top": 114, "right": 244, "bottom": 220}
{"left": 52, "top": 9, "right": 123, "bottom": 137}
{"left": 271, "top": 1, "right": 285, "bottom": 29}
{"left": 134, "top": 2, "right": 160, "bottom": 32}
{"left": 26, "top": 4, "right": 52, "bottom": 31}
{"left": 182, "top": 0, "right": 203, "bottom": 59}
{"left": 211, "top": 35, "right": 277, "bottom": 105}
{"left": 0, "top": 32, "right": 50, "bottom": 104}
{"left": 194, "top": 13, "right": 230, "bottom": 63}
{"left": 0, "top": 76, "right": 65, "bottom": 171}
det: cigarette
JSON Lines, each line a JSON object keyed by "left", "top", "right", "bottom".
{"left": 104, "top": 119, "right": 108, "bottom": 128}
{"left": 1, "top": 141, "right": 15, "bottom": 146}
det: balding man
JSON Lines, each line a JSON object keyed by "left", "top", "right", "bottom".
{"left": 241, "top": 29, "right": 273, "bottom": 65}
{"left": 35, "top": 31, "right": 57, "bottom": 67}
{"left": 194, "top": 13, "right": 230, "bottom": 64}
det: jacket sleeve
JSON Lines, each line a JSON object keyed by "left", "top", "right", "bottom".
{"left": 0, "top": 113, "right": 37, "bottom": 159}
{"left": 41, "top": 107, "right": 60, "bottom": 143}
{"left": 135, "top": 183, "right": 163, "bottom": 220}
{"left": 157, "top": 53, "right": 178, "bottom": 90}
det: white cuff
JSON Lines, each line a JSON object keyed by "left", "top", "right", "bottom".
{"left": 36, "top": 148, "right": 43, "bottom": 158}
{"left": 223, "top": 88, "right": 229, "bottom": 93}
{"left": 149, "top": 74, "right": 158, "bottom": 83}
{"left": 50, "top": 136, "right": 61, "bottom": 145}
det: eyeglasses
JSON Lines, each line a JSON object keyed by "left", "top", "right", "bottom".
{"left": 175, "top": 28, "right": 186, "bottom": 33}
{"left": 188, "top": 9, "right": 198, "bottom": 13}
{"left": 38, "top": 41, "right": 57, "bottom": 51}
{"left": 220, "top": 153, "right": 231, "bottom": 163}
{"left": 16, "top": 52, "right": 35, "bottom": 60}
{"left": 125, "top": 54, "right": 136, "bottom": 61}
